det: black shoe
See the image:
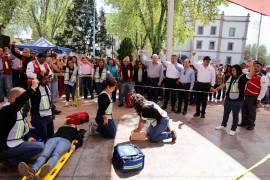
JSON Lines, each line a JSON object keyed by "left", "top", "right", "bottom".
{"left": 118, "top": 103, "right": 124, "bottom": 107}
{"left": 193, "top": 113, "right": 200, "bottom": 117}
{"left": 246, "top": 126, "right": 254, "bottom": 130}
{"left": 238, "top": 123, "right": 248, "bottom": 127}
{"left": 182, "top": 111, "right": 187, "bottom": 115}
{"left": 200, "top": 114, "right": 205, "bottom": 118}
{"left": 53, "top": 109, "right": 61, "bottom": 115}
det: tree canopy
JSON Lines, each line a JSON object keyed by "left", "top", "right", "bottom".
{"left": 105, "top": 0, "right": 226, "bottom": 54}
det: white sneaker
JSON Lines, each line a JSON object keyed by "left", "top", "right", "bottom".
{"left": 229, "top": 130, "right": 236, "bottom": 136}
{"left": 215, "top": 126, "right": 226, "bottom": 130}
{"left": 64, "top": 101, "right": 70, "bottom": 106}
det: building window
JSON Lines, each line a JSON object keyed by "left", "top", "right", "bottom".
{"left": 209, "top": 41, "right": 215, "bottom": 50}
{"left": 226, "top": 56, "right": 232, "bottom": 64}
{"left": 227, "top": 42, "right": 234, "bottom": 51}
{"left": 229, "top": 27, "right": 236, "bottom": 37}
{"left": 210, "top": 26, "right": 217, "bottom": 35}
{"left": 197, "top": 26, "right": 204, "bottom": 35}
{"left": 196, "top": 40, "right": 202, "bottom": 49}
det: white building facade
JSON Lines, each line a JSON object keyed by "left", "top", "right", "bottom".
{"left": 180, "top": 13, "right": 250, "bottom": 65}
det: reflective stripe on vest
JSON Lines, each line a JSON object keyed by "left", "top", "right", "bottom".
{"left": 226, "top": 74, "right": 243, "bottom": 100}
{"left": 7, "top": 111, "right": 29, "bottom": 148}
{"left": 95, "top": 67, "right": 107, "bottom": 83}
{"left": 39, "top": 85, "right": 52, "bottom": 117}
{"left": 64, "top": 67, "right": 77, "bottom": 86}
{"left": 98, "top": 91, "right": 113, "bottom": 118}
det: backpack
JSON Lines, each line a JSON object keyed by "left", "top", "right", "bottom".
{"left": 112, "top": 143, "right": 144, "bottom": 173}
{"left": 66, "top": 112, "right": 89, "bottom": 125}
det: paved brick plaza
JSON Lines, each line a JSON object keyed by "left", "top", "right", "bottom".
{"left": 0, "top": 98, "right": 270, "bottom": 180}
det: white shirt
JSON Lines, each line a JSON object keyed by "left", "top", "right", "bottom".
{"left": 26, "top": 61, "right": 52, "bottom": 79}
{"left": 258, "top": 74, "right": 269, "bottom": 101}
{"left": 191, "top": 59, "right": 216, "bottom": 86}
{"left": 267, "top": 72, "right": 270, "bottom": 87}
{"left": 162, "top": 60, "right": 183, "bottom": 79}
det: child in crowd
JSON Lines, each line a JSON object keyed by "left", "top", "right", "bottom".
{"left": 95, "top": 78, "right": 117, "bottom": 138}
{"left": 131, "top": 93, "right": 177, "bottom": 143}
{"left": 64, "top": 57, "right": 78, "bottom": 106}
{"left": 18, "top": 124, "right": 85, "bottom": 179}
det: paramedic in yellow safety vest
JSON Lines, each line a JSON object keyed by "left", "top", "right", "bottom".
{"left": 64, "top": 57, "right": 78, "bottom": 106}
{"left": 215, "top": 60, "right": 255, "bottom": 136}
{"left": 94, "top": 59, "right": 109, "bottom": 94}
{"left": 131, "top": 93, "right": 177, "bottom": 143}
{"left": 18, "top": 124, "right": 85, "bottom": 180}
{"left": 95, "top": 78, "right": 117, "bottom": 138}
{"left": 0, "top": 80, "right": 44, "bottom": 166}
{"left": 26, "top": 53, "right": 54, "bottom": 142}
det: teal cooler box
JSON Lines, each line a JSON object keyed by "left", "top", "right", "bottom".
{"left": 112, "top": 144, "right": 144, "bottom": 173}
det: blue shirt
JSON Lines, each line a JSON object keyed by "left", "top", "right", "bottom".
{"left": 179, "top": 67, "right": 195, "bottom": 89}
{"left": 106, "top": 65, "right": 119, "bottom": 79}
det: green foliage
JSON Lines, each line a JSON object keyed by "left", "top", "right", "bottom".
{"left": 55, "top": 0, "right": 98, "bottom": 54}
{"left": 0, "top": 0, "right": 19, "bottom": 33}
{"left": 3, "top": 0, "right": 71, "bottom": 41}
{"left": 245, "top": 44, "right": 268, "bottom": 65}
{"left": 117, "top": 37, "right": 135, "bottom": 61}
{"left": 96, "top": 7, "right": 112, "bottom": 57}
{"left": 105, "top": 0, "right": 226, "bottom": 54}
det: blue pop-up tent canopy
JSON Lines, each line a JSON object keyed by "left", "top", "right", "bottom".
{"left": 15, "top": 37, "right": 71, "bottom": 54}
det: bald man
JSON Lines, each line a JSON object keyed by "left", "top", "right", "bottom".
{"left": 0, "top": 80, "right": 44, "bottom": 166}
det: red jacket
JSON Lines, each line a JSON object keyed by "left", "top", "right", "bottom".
{"left": 1, "top": 55, "right": 12, "bottom": 75}
{"left": 245, "top": 74, "right": 261, "bottom": 97}
{"left": 27, "top": 61, "right": 50, "bottom": 85}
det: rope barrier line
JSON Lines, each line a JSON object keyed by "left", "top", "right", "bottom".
{"left": 235, "top": 154, "right": 270, "bottom": 180}
{"left": 133, "top": 84, "right": 214, "bottom": 94}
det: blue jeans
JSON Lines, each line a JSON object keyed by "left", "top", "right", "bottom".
{"left": 32, "top": 137, "right": 71, "bottom": 171}
{"left": 222, "top": 99, "right": 243, "bottom": 131}
{"left": 147, "top": 117, "right": 171, "bottom": 142}
{"left": 0, "top": 72, "right": 12, "bottom": 99}
{"left": 49, "top": 77, "right": 59, "bottom": 102}
{"left": 95, "top": 115, "right": 117, "bottom": 138}
{"left": 64, "top": 84, "right": 76, "bottom": 102}
{"left": 0, "top": 142, "right": 44, "bottom": 165}
{"left": 119, "top": 82, "right": 132, "bottom": 104}
{"left": 31, "top": 116, "right": 54, "bottom": 142}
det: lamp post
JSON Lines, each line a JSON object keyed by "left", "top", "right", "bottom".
{"left": 166, "top": 0, "right": 174, "bottom": 60}
{"left": 255, "top": 14, "right": 262, "bottom": 61}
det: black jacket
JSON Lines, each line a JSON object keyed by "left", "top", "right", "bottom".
{"left": 133, "top": 67, "right": 147, "bottom": 84}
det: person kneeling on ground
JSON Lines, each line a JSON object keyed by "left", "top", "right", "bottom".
{"left": 0, "top": 80, "right": 44, "bottom": 167}
{"left": 131, "top": 93, "right": 177, "bottom": 143}
{"left": 18, "top": 124, "right": 85, "bottom": 179}
{"left": 95, "top": 78, "right": 117, "bottom": 138}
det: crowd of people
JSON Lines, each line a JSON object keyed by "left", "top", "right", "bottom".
{"left": 0, "top": 41, "right": 270, "bottom": 178}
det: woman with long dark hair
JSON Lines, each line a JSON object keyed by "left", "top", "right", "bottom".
{"left": 215, "top": 61, "right": 254, "bottom": 135}
{"left": 133, "top": 61, "right": 147, "bottom": 95}
{"left": 95, "top": 78, "right": 117, "bottom": 138}
{"left": 131, "top": 93, "right": 176, "bottom": 143}
{"left": 64, "top": 57, "right": 78, "bottom": 106}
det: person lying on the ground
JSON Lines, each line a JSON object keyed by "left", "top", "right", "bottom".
{"left": 18, "top": 124, "right": 85, "bottom": 180}
{"left": 0, "top": 80, "right": 44, "bottom": 167}
{"left": 95, "top": 77, "right": 117, "bottom": 138}
{"left": 131, "top": 93, "right": 177, "bottom": 143}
